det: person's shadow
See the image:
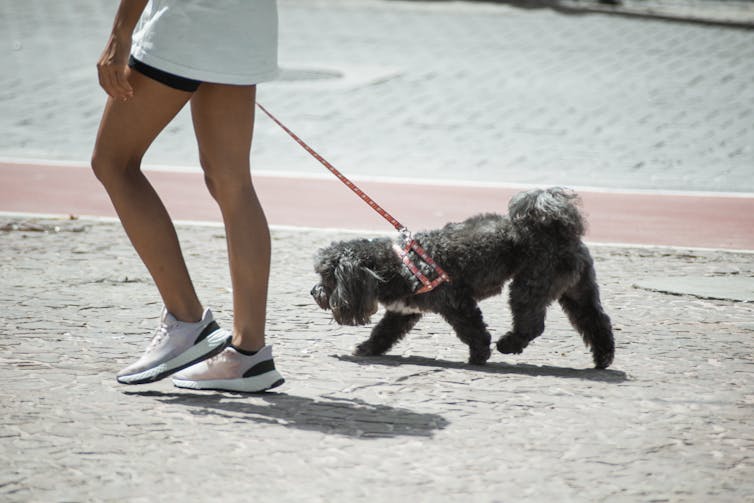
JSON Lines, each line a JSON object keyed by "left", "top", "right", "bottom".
{"left": 124, "top": 390, "right": 449, "bottom": 439}
{"left": 124, "top": 354, "right": 625, "bottom": 438}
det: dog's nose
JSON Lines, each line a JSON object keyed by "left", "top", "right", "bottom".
{"left": 310, "top": 285, "right": 320, "bottom": 297}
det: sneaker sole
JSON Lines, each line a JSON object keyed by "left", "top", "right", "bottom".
{"left": 172, "top": 370, "right": 285, "bottom": 393}
{"left": 117, "top": 329, "right": 231, "bottom": 385}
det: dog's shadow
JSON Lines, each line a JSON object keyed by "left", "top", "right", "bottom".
{"left": 123, "top": 390, "right": 449, "bottom": 439}
{"left": 336, "top": 354, "right": 628, "bottom": 383}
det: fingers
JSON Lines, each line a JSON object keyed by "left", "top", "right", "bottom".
{"left": 97, "top": 63, "right": 134, "bottom": 101}
{"left": 113, "top": 66, "right": 134, "bottom": 100}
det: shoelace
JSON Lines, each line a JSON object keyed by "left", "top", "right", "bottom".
{"left": 145, "top": 323, "right": 170, "bottom": 352}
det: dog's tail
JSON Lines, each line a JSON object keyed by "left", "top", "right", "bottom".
{"left": 508, "top": 187, "right": 585, "bottom": 240}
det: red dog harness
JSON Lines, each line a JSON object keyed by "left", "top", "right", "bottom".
{"left": 257, "top": 103, "right": 451, "bottom": 294}
{"left": 392, "top": 234, "right": 451, "bottom": 295}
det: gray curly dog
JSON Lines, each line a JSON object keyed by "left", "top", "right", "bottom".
{"left": 311, "top": 188, "right": 615, "bottom": 369}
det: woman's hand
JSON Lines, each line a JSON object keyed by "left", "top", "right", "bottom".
{"left": 97, "top": 0, "right": 148, "bottom": 101}
{"left": 97, "top": 34, "right": 134, "bottom": 101}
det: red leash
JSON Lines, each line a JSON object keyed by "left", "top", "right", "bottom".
{"left": 256, "top": 103, "right": 450, "bottom": 294}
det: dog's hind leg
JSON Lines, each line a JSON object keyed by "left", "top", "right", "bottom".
{"left": 354, "top": 311, "right": 422, "bottom": 357}
{"left": 437, "top": 298, "right": 492, "bottom": 365}
{"left": 496, "top": 277, "right": 549, "bottom": 356}
{"left": 558, "top": 266, "right": 614, "bottom": 369}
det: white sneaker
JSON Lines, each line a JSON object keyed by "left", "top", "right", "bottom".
{"left": 116, "top": 308, "right": 231, "bottom": 385}
{"left": 172, "top": 345, "right": 285, "bottom": 393}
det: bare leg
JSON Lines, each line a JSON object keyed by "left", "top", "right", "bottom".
{"left": 91, "top": 70, "right": 203, "bottom": 322}
{"left": 190, "top": 84, "right": 268, "bottom": 352}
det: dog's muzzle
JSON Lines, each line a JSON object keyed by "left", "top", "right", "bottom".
{"left": 311, "top": 284, "right": 329, "bottom": 310}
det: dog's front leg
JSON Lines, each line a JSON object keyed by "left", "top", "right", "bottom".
{"left": 437, "top": 299, "right": 492, "bottom": 365}
{"left": 354, "top": 311, "right": 422, "bottom": 357}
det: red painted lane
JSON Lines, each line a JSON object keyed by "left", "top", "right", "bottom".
{"left": 1, "top": 161, "right": 753, "bottom": 250}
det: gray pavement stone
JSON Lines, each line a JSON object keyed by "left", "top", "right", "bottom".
{"left": 2, "top": 216, "right": 753, "bottom": 501}
{"left": 1, "top": 0, "right": 753, "bottom": 192}
{"left": 635, "top": 274, "right": 754, "bottom": 301}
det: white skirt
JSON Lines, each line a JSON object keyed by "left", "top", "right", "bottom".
{"left": 131, "top": 0, "right": 279, "bottom": 85}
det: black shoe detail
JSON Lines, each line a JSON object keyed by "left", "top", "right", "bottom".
{"left": 243, "top": 359, "right": 276, "bottom": 378}
{"left": 118, "top": 336, "right": 230, "bottom": 385}
{"left": 194, "top": 320, "right": 221, "bottom": 344}
{"left": 189, "top": 378, "right": 285, "bottom": 394}
{"left": 230, "top": 344, "right": 259, "bottom": 356}
{"left": 268, "top": 378, "right": 285, "bottom": 390}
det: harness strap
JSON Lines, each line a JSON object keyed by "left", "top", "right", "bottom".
{"left": 393, "top": 241, "right": 451, "bottom": 294}
{"left": 257, "top": 103, "right": 451, "bottom": 294}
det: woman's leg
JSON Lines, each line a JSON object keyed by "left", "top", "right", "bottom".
{"left": 91, "top": 69, "right": 203, "bottom": 323}
{"left": 190, "top": 84, "right": 269, "bottom": 352}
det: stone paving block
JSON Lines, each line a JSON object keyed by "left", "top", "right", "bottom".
{"left": 635, "top": 274, "right": 754, "bottom": 301}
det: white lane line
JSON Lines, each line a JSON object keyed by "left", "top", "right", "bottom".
{"left": 2, "top": 210, "right": 753, "bottom": 254}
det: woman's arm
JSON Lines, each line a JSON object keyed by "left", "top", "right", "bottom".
{"left": 96, "top": 0, "right": 149, "bottom": 101}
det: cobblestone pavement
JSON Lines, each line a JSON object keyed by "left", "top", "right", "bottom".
{"left": 1, "top": 0, "right": 753, "bottom": 191}
{"left": 2, "top": 217, "right": 753, "bottom": 502}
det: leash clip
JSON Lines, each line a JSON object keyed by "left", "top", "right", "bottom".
{"left": 398, "top": 227, "right": 413, "bottom": 244}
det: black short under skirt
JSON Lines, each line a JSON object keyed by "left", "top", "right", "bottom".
{"left": 128, "top": 55, "right": 202, "bottom": 92}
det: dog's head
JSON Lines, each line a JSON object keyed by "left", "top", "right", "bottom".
{"left": 311, "top": 244, "right": 382, "bottom": 326}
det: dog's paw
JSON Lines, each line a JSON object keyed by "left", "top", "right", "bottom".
{"left": 495, "top": 332, "right": 527, "bottom": 354}
{"left": 592, "top": 349, "right": 614, "bottom": 369}
{"left": 353, "top": 342, "right": 382, "bottom": 357}
{"left": 468, "top": 345, "right": 491, "bottom": 366}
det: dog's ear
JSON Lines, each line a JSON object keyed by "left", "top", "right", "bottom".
{"left": 330, "top": 257, "right": 381, "bottom": 326}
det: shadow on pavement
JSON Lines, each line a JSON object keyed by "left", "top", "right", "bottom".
{"left": 388, "top": 0, "right": 754, "bottom": 29}
{"left": 336, "top": 354, "right": 629, "bottom": 383}
{"left": 387, "top": 0, "right": 614, "bottom": 17}
{"left": 123, "top": 390, "right": 449, "bottom": 438}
